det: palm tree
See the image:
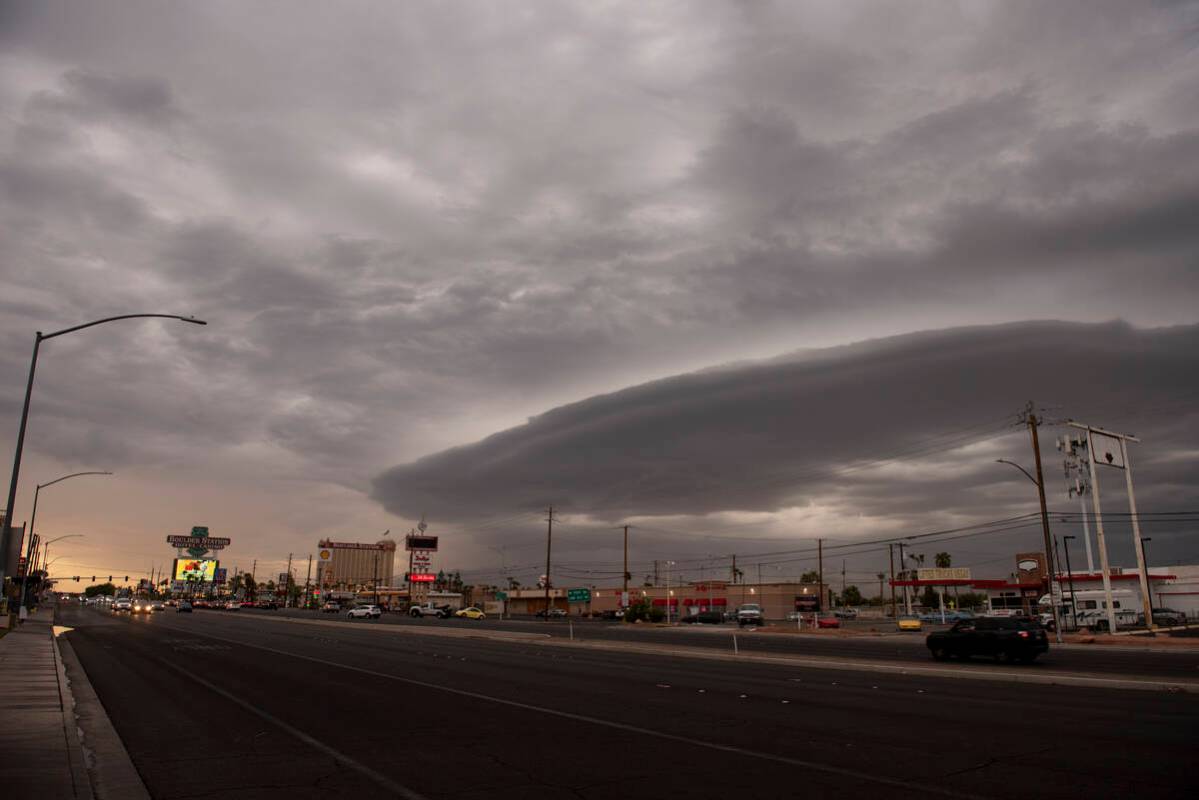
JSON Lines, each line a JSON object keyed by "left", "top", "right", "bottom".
{"left": 934, "top": 552, "right": 952, "bottom": 568}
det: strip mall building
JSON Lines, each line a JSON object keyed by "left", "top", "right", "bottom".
{"left": 500, "top": 581, "right": 827, "bottom": 618}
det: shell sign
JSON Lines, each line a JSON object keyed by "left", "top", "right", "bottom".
{"left": 318, "top": 548, "right": 333, "bottom": 562}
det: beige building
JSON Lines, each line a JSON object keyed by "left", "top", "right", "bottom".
{"left": 316, "top": 539, "right": 396, "bottom": 588}
{"left": 501, "top": 581, "right": 827, "bottom": 618}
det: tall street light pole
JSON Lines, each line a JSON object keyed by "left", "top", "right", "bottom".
{"left": 1141, "top": 537, "right": 1158, "bottom": 615}
{"left": 1, "top": 314, "right": 206, "bottom": 586}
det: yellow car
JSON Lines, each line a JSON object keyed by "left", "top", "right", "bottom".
{"left": 896, "top": 615, "right": 923, "bottom": 631}
{"left": 455, "top": 606, "right": 486, "bottom": 620}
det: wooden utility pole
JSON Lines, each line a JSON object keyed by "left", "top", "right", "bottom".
{"left": 1027, "top": 409, "right": 1063, "bottom": 643}
{"left": 817, "top": 538, "right": 824, "bottom": 612}
{"left": 304, "top": 554, "right": 312, "bottom": 609}
{"left": 889, "top": 544, "right": 897, "bottom": 618}
{"left": 622, "top": 525, "right": 629, "bottom": 597}
{"left": 284, "top": 553, "right": 293, "bottom": 608}
{"left": 543, "top": 506, "right": 553, "bottom": 618}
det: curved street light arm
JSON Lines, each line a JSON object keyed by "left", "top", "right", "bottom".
{"left": 996, "top": 458, "right": 1040, "bottom": 488}
{"left": 40, "top": 314, "right": 207, "bottom": 341}
{"left": 38, "top": 471, "right": 114, "bottom": 490}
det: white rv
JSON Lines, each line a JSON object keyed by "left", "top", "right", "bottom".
{"left": 1041, "top": 589, "right": 1140, "bottom": 630}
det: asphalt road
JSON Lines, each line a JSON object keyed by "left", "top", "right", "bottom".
{"left": 61, "top": 605, "right": 1198, "bottom": 800}
{"left": 269, "top": 607, "right": 1199, "bottom": 680}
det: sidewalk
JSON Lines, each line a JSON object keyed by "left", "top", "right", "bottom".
{"left": 0, "top": 609, "right": 93, "bottom": 799}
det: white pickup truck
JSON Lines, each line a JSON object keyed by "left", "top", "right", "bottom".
{"left": 408, "top": 603, "right": 452, "bottom": 619}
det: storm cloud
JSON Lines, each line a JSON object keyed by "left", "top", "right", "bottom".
{"left": 1, "top": 2, "right": 1197, "bottom": 581}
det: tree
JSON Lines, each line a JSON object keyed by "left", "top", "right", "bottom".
{"left": 841, "top": 585, "right": 863, "bottom": 605}
{"left": 506, "top": 577, "right": 521, "bottom": 590}
{"left": 800, "top": 570, "right": 820, "bottom": 584}
{"left": 84, "top": 582, "right": 116, "bottom": 598}
{"left": 243, "top": 573, "right": 257, "bottom": 601}
{"left": 934, "top": 552, "right": 952, "bottom": 568}
{"left": 919, "top": 586, "right": 940, "bottom": 609}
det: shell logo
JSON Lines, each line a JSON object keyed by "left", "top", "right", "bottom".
{"left": 1017, "top": 559, "right": 1039, "bottom": 572}
{"left": 318, "top": 549, "right": 332, "bottom": 561}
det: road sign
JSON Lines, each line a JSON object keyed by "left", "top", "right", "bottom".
{"left": 495, "top": 591, "right": 508, "bottom": 601}
{"left": 567, "top": 588, "right": 591, "bottom": 602}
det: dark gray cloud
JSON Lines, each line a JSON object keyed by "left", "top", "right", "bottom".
{"left": 0, "top": 1, "right": 1196, "bottom": 580}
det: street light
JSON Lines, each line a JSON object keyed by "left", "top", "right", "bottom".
{"left": 1, "top": 314, "right": 206, "bottom": 586}
{"left": 1062, "top": 535, "right": 1079, "bottom": 630}
{"left": 996, "top": 458, "right": 1063, "bottom": 643}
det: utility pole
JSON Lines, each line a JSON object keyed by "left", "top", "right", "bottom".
{"left": 888, "top": 544, "right": 897, "bottom": 618}
{"left": 1027, "top": 408, "right": 1063, "bottom": 644}
{"left": 817, "top": 538, "right": 824, "bottom": 612}
{"left": 543, "top": 506, "right": 553, "bottom": 619}
{"left": 653, "top": 559, "right": 659, "bottom": 587}
{"left": 304, "top": 554, "right": 313, "bottom": 609}
{"left": 622, "top": 525, "right": 629, "bottom": 598}
{"left": 730, "top": 553, "right": 737, "bottom": 583}
{"left": 898, "top": 542, "right": 910, "bottom": 614}
{"left": 841, "top": 558, "right": 846, "bottom": 606}
{"left": 285, "top": 553, "right": 293, "bottom": 608}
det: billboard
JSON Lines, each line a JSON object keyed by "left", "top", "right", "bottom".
{"left": 1016, "top": 552, "right": 1046, "bottom": 584}
{"left": 173, "top": 558, "right": 218, "bottom": 582}
{"left": 795, "top": 595, "right": 820, "bottom": 612}
{"left": 406, "top": 535, "right": 438, "bottom": 551}
{"left": 916, "top": 567, "right": 972, "bottom": 581}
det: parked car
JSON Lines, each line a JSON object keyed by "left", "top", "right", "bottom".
{"left": 176, "top": 601, "right": 193, "bottom": 613}
{"left": 321, "top": 602, "right": 342, "bottom": 613}
{"left": 680, "top": 611, "right": 725, "bottom": 624}
{"left": 599, "top": 609, "right": 625, "bottom": 620}
{"left": 833, "top": 608, "right": 858, "bottom": 620}
{"left": 816, "top": 614, "right": 841, "bottom": 629}
{"left": 1138, "top": 608, "right": 1187, "bottom": 627}
{"left": 455, "top": 606, "right": 486, "bottom": 620}
{"left": 927, "top": 616, "right": 1049, "bottom": 663}
{"left": 896, "top": 615, "right": 923, "bottom": 631}
{"left": 258, "top": 599, "right": 280, "bottom": 610}
{"left": 736, "top": 603, "right": 765, "bottom": 626}
{"left": 535, "top": 608, "right": 568, "bottom": 618}
{"left": 347, "top": 604, "right": 382, "bottom": 619}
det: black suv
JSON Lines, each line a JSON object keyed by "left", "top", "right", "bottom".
{"left": 926, "top": 616, "right": 1049, "bottom": 663}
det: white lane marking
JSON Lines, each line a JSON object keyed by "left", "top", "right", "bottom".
{"left": 155, "top": 657, "right": 428, "bottom": 800}
{"left": 148, "top": 621, "right": 989, "bottom": 800}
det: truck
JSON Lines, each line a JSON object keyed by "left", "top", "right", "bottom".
{"left": 736, "top": 603, "right": 764, "bottom": 626}
{"left": 408, "top": 602, "right": 452, "bottom": 619}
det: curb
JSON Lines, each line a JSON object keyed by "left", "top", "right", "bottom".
{"left": 51, "top": 627, "right": 95, "bottom": 800}
{"left": 58, "top": 636, "right": 151, "bottom": 800}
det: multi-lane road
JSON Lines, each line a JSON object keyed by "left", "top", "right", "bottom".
{"left": 58, "top": 605, "right": 1199, "bottom": 799}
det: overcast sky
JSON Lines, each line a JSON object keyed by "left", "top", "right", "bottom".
{"left": 2, "top": 1, "right": 1197, "bottom": 590}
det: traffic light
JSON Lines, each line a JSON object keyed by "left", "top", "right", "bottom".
{"left": 91, "top": 576, "right": 96, "bottom": 582}
{"left": 108, "top": 575, "right": 113, "bottom": 582}
{"left": 73, "top": 576, "right": 80, "bottom": 582}
{"left": 124, "top": 576, "right": 129, "bottom": 582}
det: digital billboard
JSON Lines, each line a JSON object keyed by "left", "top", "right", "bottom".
{"left": 406, "top": 535, "right": 438, "bottom": 551}
{"left": 173, "top": 558, "right": 218, "bottom": 582}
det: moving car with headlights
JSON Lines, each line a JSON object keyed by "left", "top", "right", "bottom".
{"left": 927, "top": 616, "right": 1048, "bottom": 663}
{"left": 150, "top": 601, "right": 165, "bottom": 612}
{"left": 321, "top": 601, "right": 342, "bottom": 613}
{"left": 176, "top": 601, "right": 193, "bottom": 613}
{"left": 113, "top": 598, "right": 133, "bottom": 613}
{"left": 131, "top": 599, "right": 152, "bottom": 613}
{"left": 896, "top": 615, "right": 922, "bottom": 631}
{"left": 455, "top": 606, "right": 486, "bottom": 620}
{"left": 347, "top": 604, "right": 382, "bottom": 619}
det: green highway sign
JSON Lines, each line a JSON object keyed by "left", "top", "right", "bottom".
{"left": 495, "top": 591, "right": 508, "bottom": 601}
{"left": 567, "top": 588, "right": 591, "bottom": 603}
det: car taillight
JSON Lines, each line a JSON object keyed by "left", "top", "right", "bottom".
{"left": 1018, "top": 630, "right": 1029, "bottom": 638}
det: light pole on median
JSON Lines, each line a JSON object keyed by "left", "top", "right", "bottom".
{"left": 1, "top": 314, "right": 206, "bottom": 594}
{"left": 1141, "top": 537, "right": 1158, "bottom": 618}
